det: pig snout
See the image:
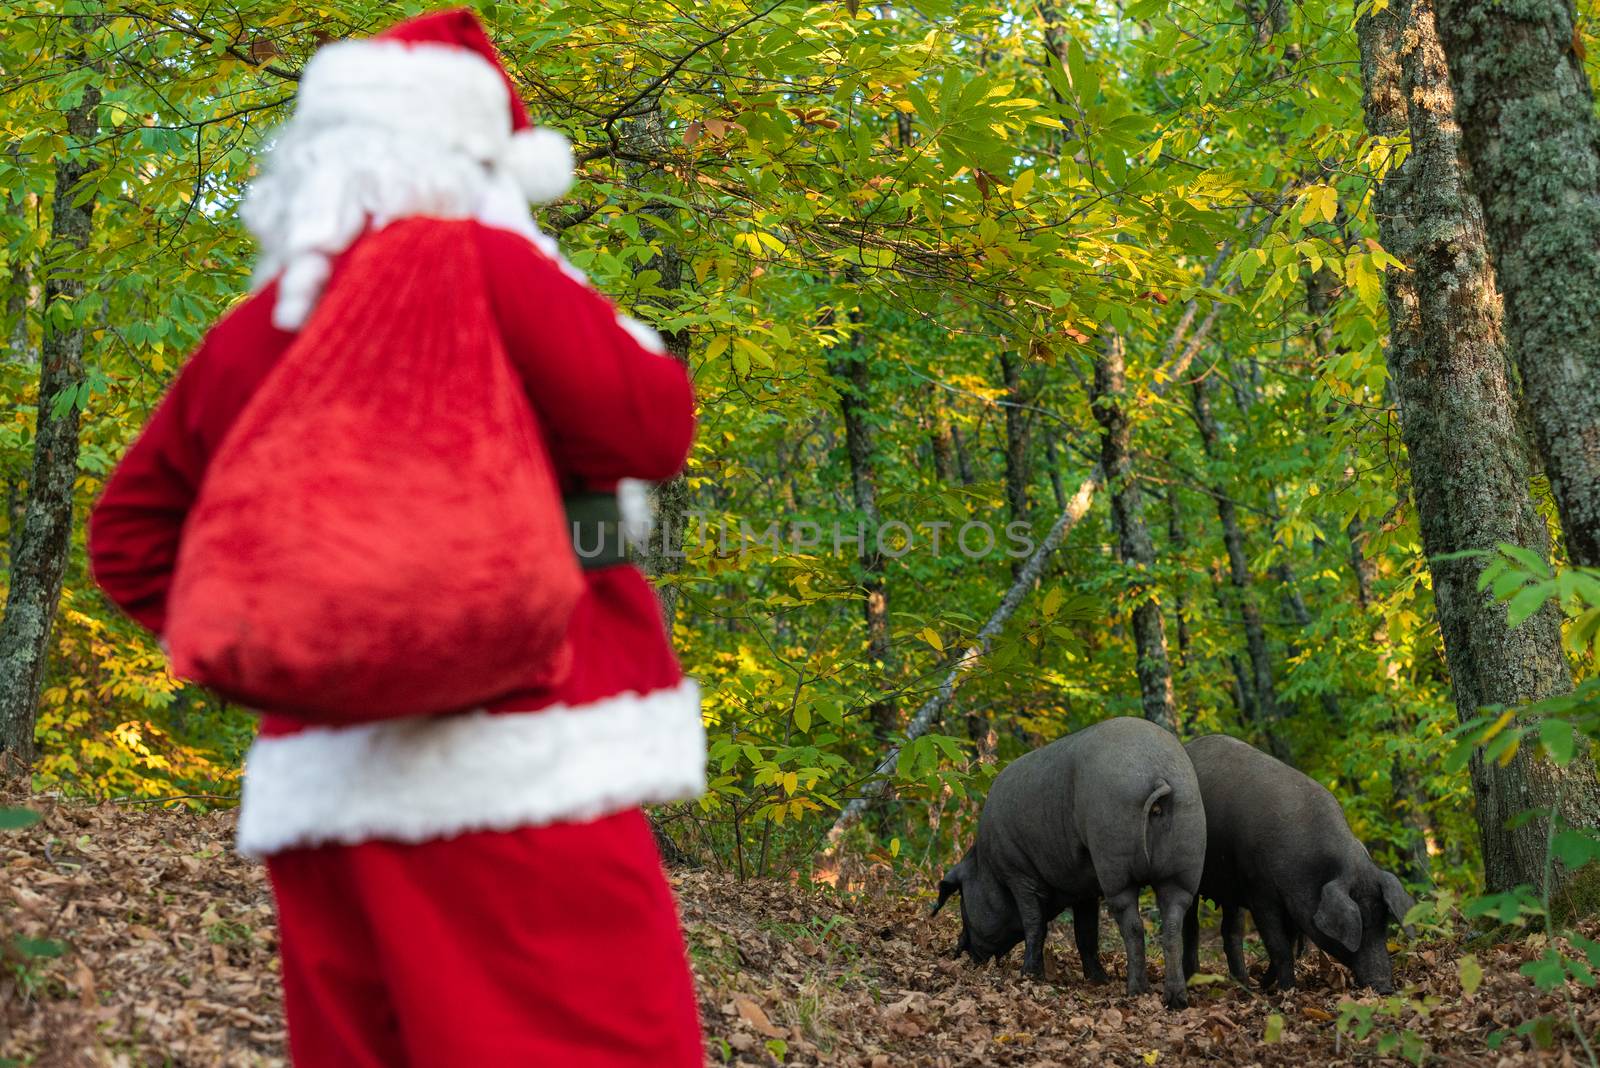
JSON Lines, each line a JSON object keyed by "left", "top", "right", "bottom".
{"left": 1353, "top": 939, "right": 1395, "bottom": 993}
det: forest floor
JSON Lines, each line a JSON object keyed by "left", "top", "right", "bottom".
{"left": 2, "top": 797, "right": 1597, "bottom": 1067}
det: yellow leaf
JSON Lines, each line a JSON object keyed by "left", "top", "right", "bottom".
{"left": 1012, "top": 168, "right": 1036, "bottom": 203}
{"left": 1458, "top": 953, "right": 1483, "bottom": 996}
{"left": 922, "top": 627, "right": 943, "bottom": 653}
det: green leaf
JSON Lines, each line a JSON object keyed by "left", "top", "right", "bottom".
{"left": 1539, "top": 718, "right": 1575, "bottom": 765}
{"left": 0, "top": 807, "right": 40, "bottom": 830}
{"left": 12, "top": 936, "right": 65, "bottom": 959}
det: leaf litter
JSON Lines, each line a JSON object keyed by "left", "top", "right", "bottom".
{"left": 3, "top": 797, "right": 1596, "bottom": 1066}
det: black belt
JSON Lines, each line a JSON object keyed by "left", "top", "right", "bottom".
{"left": 565, "top": 493, "right": 630, "bottom": 569}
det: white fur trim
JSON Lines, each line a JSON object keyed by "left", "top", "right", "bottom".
{"left": 505, "top": 127, "right": 574, "bottom": 204}
{"left": 616, "top": 313, "right": 667, "bottom": 354}
{"left": 617, "top": 478, "right": 654, "bottom": 546}
{"left": 235, "top": 679, "right": 705, "bottom": 857}
{"left": 296, "top": 40, "right": 512, "bottom": 162}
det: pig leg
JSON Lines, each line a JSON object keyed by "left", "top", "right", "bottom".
{"left": 1016, "top": 891, "right": 1048, "bottom": 979}
{"left": 1220, "top": 905, "right": 1250, "bottom": 984}
{"left": 1073, "top": 900, "right": 1109, "bottom": 983}
{"left": 1155, "top": 883, "right": 1192, "bottom": 1009}
{"left": 1181, "top": 901, "right": 1199, "bottom": 980}
{"left": 1107, "top": 890, "right": 1149, "bottom": 996}
{"left": 1250, "top": 899, "right": 1297, "bottom": 992}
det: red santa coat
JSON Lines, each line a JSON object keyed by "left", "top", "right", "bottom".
{"left": 90, "top": 217, "right": 704, "bottom": 857}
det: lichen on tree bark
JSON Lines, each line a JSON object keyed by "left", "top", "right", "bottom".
{"left": 0, "top": 35, "right": 98, "bottom": 774}
{"left": 1432, "top": 0, "right": 1600, "bottom": 568}
{"left": 1359, "top": 0, "right": 1600, "bottom": 898}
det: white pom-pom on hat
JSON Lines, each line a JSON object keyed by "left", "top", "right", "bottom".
{"left": 504, "top": 126, "right": 574, "bottom": 204}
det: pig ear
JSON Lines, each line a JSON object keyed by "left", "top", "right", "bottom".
{"left": 1314, "top": 881, "right": 1363, "bottom": 953}
{"left": 932, "top": 859, "right": 966, "bottom": 916}
{"left": 1379, "top": 870, "right": 1417, "bottom": 937}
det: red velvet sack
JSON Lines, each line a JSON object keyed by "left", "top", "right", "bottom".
{"left": 165, "top": 219, "right": 583, "bottom": 721}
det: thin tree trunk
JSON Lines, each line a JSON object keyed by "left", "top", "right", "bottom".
{"left": 1347, "top": 517, "right": 1378, "bottom": 610}
{"left": 1191, "top": 375, "right": 1280, "bottom": 725}
{"left": 826, "top": 300, "right": 895, "bottom": 739}
{"left": 951, "top": 424, "right": 976, "bottom": 486}
{"left": 929, "top": 403, "right": 958, "bottom": 484}
{"left": 999, "top": 350, "right": 1030, "bottom": 527}
{"left": 999, "top": 350, "right": 1031, "bottom": 578}
{"left": 1092, "top": 330, "right": 1177, "bottom": 733}
{"left": 628, "top": 104, "right": 694, "bottom": 629}
{"left": 1433, "top": 0, "right": 1600, "bottom": 568}
{"left": 1164, "top": 486, "right": 1192, "bottom": 674}
{"left": 1360, "top": 0, "right": 1600, "bottom": 897}
{"left": 0, "top": 48, "right": 98, "bottom": 775}
{"left": 1045, "top": 436, "right": 1067, "bottom": 511}
{"left": 640, "top": 320, "right": 692, "bottom": 626}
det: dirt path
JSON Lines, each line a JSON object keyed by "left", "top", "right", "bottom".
{"left": 3, "top": 800, "right": 1592, "bottom": 1065}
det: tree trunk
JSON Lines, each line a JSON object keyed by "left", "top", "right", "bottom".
{"left": 999, "top": 350, "right": 1031, "bottom": 578}
{"left": 929, "top": 401, "right": 958, "bottom": 484}
{"left": 1191, "top": 375, "right": 1280, "bottom": 724}
{"left": 639, "top": 318, "right": 692, "bottom": 626}
{"left": 626, "top": 103, "right": 694, "bottom": 629}
{"left": 1360, "top": 0, "right": 1600, "bottom": 897}
{"left": 0, "top": 57, "right": 98, "bottom": 775}
{"left": 1092, "top": 330, "right": 1177, "bottom": 733}
{"left": 999, "top": 350, "right": 1030, "bottom": 527}
{"left": 1433, "top": 0, "right": 1600, "bottom": 568}
{"left": 826, "top": 301, "right": 895, "bottom": 739}
{"left": 1164, "top": 486, "right": 1192, "bottom": 675}
{"left": 951, "top": 425, "right": 976, "bottom": 486}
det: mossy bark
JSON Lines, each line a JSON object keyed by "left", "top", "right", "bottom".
{"left": 1091, "top": 330, "right": 1177, "bottom": 733}
{"left": 1359, "top": 0, "right": 1600, "bottom": 897}
{"left": 1432, "top": 0, "right": 1600, "bottom": 567}
{"left": 0, "top": 53, "right": 98, "bottom": 774}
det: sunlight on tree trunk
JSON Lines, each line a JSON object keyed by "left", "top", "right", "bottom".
{"left": 1360, "top": 0, "right": 1600, "bottom": 898}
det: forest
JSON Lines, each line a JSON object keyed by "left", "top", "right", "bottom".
{"left": 6, "top": 0, "right": 1600, "bottom": 1063}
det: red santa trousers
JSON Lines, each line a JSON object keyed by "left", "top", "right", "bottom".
{"left": 266, "top": 809, "right": 701, "bottom": 1067}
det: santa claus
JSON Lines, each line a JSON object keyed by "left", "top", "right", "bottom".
{"left": 88, "top": 8, "right": 704, "bottom": 1065}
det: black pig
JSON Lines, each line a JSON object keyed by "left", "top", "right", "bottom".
{"left": 1180, "top": 733, "right": 1415, "bottom": 993}
{"left": 933, "top": 717, "right": 1206, "bottom": 1008}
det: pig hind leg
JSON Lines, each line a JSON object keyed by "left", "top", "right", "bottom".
{"left": 1072, "top": 899, "right": 1109, "bottom": 983}
{"left": 1181, "top": 901, "right": 1199, "bottom": 980}
{"left": 1106, "top": 889, "right": 1149, "bottom": 996}
{"left": 1220, "top": 904, "right": 1250, "bottom": 984}
{"left": 1155, "top": 883, "right": 1193, "bottom": 1009}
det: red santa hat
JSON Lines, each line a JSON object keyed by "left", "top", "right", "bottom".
{"left": 295, "top": 7, "right": 573, "bottom": 204}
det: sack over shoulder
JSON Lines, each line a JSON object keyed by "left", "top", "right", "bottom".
{"left": 166, "top": 219, "right": 583, "bottom": 720}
